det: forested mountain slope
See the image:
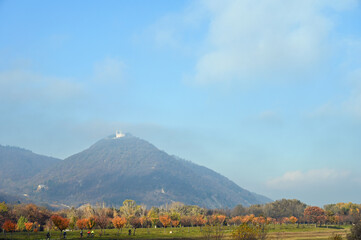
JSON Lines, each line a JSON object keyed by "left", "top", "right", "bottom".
{"left": 27, "top": 134, "right": 271, "bottom": 208}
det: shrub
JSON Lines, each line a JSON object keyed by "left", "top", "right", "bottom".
{"left": 232, "top": 223, "right": 267, "bottom": 240}
{"left": 347, "top": 222, "right": 361, "bottom": 240}
{"left": 202, "top": 224, "right": 224, "bottom": 240}
{"left": 330, "top": 233, "right": 343, "bottom": 240}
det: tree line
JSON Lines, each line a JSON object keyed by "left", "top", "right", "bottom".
{"left": 1, "top": 199, "right": 360, "bottom": 236}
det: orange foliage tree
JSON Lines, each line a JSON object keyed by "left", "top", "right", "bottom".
{"left": 289, "top": 216, "right": 298, "bottom": 224}
{"left": 2, "top": 220, "right": 17, "bottom": 236}
{"left": 140, "top": 216, "right": 151, "bottom": 228}
{"left": 194, "top": 215, "right": 206, "bottom": 231}
{"left": 112, "top": 216, "right": 127, "bottom": 234}
{"left": 171, "top": 219, "right": 180, "bottom": 227}
{"left": 217, "top": 215, "right": 226, "bottom": 225}
{"left": 304, "top": 206, "right": 327, "bottom": 226}
{"left": 253, "top": 216, "right": 266, "bottom": 226}
{"left": 159, "top": 215, "right": 171, "bottom": 232}
{"left": 76, "top": 219, "right": 87, "bottom": 230}
{"left": 86, "top": 217, "right": 96, "bottom": 230}
{"left": 51, "top": 215, "right": 70, "bottom": 237}
{"left": 241, "top": 214, "right": 255, "bottom": 224}
{"left": 24, "top": 222, "right": 33, "bottom": 237}
{"left": 229, "top": 216, "right": 242, "bottom": 226}
{"left": 282, "top": 217, "right": 290, "bottom": 225}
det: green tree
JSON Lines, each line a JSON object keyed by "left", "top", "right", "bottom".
{"left": 231, "top": 204, "right": 246, "bottom": 217}
{"left": 0, "top": 202, "right": 8, "bottom": 213}
{"left": 17, "top": 216, "right": 28, "bottom": 231}
{"left": 263, "top": 199, "right": 306, "bottom": 219}
{"left": 147, "top": 207, "right": 159, "bottom": 227}
{"left": 120, "top": 200, "right": 144, "bottom": 217}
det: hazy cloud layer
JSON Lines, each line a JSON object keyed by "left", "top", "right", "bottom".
{"left": 0, "top": 69, "right": 83, "bottom": 103}
{"left": 192, "top": 0, "right": 357, "bottom": 84}
{"left": 93, "top": 58, "right": 126, "bottom": 83}
{"left": 266, "top": 169, "right": 350, "bottom": 190}
{"left": 264, "top": 168, "right": 361, "bottom": 205}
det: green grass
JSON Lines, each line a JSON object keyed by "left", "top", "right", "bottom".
{"left": 0, "top": 224, "right": 351, "bottom": 240}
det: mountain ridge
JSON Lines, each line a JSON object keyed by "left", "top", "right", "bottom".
{"left": 0, "top": 144, "right": 61, "bottom": 192}
{"left": 25, "top": 133, "right": 271, "bottom": 208}
{"left": 0, "top": 134, "right": 272, "bottom": 208}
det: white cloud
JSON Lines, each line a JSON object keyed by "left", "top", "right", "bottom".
{"left": 258, "top": 110, "right": 282, "bottom": 124}
{"left": 0, "top": 69, "right": 83, "bottom": 103}
{"left": 264, "top": 168, "right": 361, "bottom": 205}
{"left": 266, "top": 169, "right": 350, "bottom": 190}
{"left": 93, "top": 58, "right": 126, "bottom": 83}
{"left": 308, "top": 66, "right": 361, "bottom": 119}
{"left": 344, "top": 68, "right": 361, "bottom": 117}
{"left": 146, "top": 1, "right": 206, "bottom": 53}
{"left": 190, "top": 0, "right": 357, "bottom": 84}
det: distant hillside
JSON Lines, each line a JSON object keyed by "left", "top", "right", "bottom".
{"left": 0, "top": 145, "right": 60, "bottom": 193}
{"left": 27, "top": 134, "right": 271, "bottom": 208}
{"left": 0, "top": 191, "right": 30, "bottom": 204}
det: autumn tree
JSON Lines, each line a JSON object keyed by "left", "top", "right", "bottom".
{"left": 76, "top": 219, "right": 87, "bottom": 230}
{"left": 112, "top": 217, "right": 127, "bottom": 235}
{"left": 128, "top": 215, "right": 141, "bottom": 235}
{"left": 253, "top": 216, "right": 266, "bottom": 226}
{"left": 304, "top": 206, "right": 327, "bottom": 227}
{"left": 25, "top": 222, "right": 33, "bottom": 237}
{"left": 289, "top": 216, "right": 298, "bottom": 224}
{"left": 2, "top": 220, "right": 16, "bottom": 237}
{"left": 282, "top": 217, "right": 290, "bottom": 225}
{"left": 86, "top": 217, "right": 96, "bottom": 230}
{"left": 95, "top": 215, "right": 109, "bottom": 236}
{"left": 159, "top": 215, "right": 171, "bottom": 233}
{"left": 171, "top": 219, "right": 180, "bottom": 228}
{"left": 195, "top": 215, "right": 207, "bottom": 231}
{"left": 181, "top": 216, "right": 192, "bottom": 232}
{"left": 242, "top": 214, "right": 255, "bottom": 224}
{"left": 140, "top": 216, "right": 151, "bottom": 234}
{"left": 22, "top": 203, "right": 51, "bottom": 225}
{"left": 69, "top": 216, "right": 78, "bottom": 230}
{"left": 51, "top": 215, "right": 70, "bottom": 237}
{"left": 217, "top": 215, "right": 226, "bottom": 225}
{"left": 229, "top": 216, "right": 242, "bottom": 226}
{"left": 146, "top": 207, "right": 159, "bottom": 228}
{"left": 232, "top": 223, "right": 268, "bottom": 240}
{"left": 207, "top": 215, "right": 218, "bottom": 226}
{"left": 170, "top": 211, "right": 180, "bottom": 228}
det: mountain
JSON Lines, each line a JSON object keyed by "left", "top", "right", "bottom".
{"left": 0, "top": 191, "right": 29, "bottom": 204}
{"left": 27, "top": 133, "right": 271, "bottom": 208}
{"left": 0, "top": 145, "right": 61, "bottom": 192}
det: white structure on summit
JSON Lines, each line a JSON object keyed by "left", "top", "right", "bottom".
{"left": 115, "top": 130, "right": 125, "bottom": 138}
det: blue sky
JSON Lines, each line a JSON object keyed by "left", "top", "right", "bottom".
{"left": 1, "top": 0, "right": 361, "bottom": 206}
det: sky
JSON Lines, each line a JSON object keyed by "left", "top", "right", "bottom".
{"left": 1, "top": 0, "right": 361, "bottom": 206}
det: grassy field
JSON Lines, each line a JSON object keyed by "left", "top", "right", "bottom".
{"left": 0, "top": 224, "right": 351, "bottom": 240}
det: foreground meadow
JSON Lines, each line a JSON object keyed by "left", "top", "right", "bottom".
{"left": 0, "top": 224, "right": 351, "bottom": 240}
